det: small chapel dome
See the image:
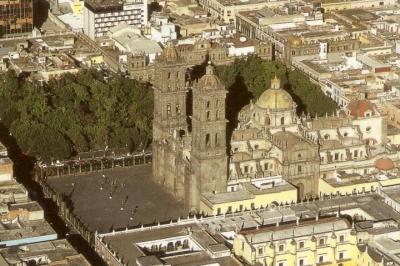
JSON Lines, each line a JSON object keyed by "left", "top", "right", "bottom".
{"left": 375, "top": 157, "right": 395, "bottom": 171}
{"left": 256, "top": 76, "right": 294, "bottom": 110}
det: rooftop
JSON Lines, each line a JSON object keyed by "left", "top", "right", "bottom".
{"left": 0, "top": 239, "right": 90, "bottom": 265}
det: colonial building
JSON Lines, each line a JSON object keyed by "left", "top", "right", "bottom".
{"left": 152, "top": 42, "right": 390, "bottom": 212}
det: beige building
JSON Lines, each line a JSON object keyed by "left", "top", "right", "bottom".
{"left": 199, "top": 0, "right": 288, "bottom": 24}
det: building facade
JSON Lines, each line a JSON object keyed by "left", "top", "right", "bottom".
{"left": 83, "top": 0, "right": 148, "bottom": 39}
{"left": 0, "top": 0, "right": 33, "bottom": 37}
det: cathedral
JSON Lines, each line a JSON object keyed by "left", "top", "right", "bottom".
{"left": 152, "top": 42, "right": 389, "bottom": 212}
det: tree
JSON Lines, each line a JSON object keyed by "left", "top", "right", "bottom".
{"left": 0, "top": 69, "right": 153, "bottom": 161}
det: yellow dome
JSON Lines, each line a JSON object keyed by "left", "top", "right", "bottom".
{"left": 256, "top": 77, "right": 294, "bottom": 110}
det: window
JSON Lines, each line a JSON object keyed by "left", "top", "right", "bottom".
{"left": 281, "top": 117, "right": 285, "bottom": 125}
{"left": 298, "top": 153, "right": 302, "bottom": 159}
{"left": 167, "top": 104, "right": 171, "bottom": 116}
{"left": 319, "top": 237, "right": 325, "bottom": 246}
{"left": 251, "top": 203, "right": 255, "bottom": 209}
{"left": 318, "top": 255, "right": 324, "bottom": 263}
{"left": 206, "top": 134, "right": 210, "bottom": 147}
{"left": 215, "top": 133, "right": 219, "bottom": 146}
{"left": 279, "top": 263, "right": 284, "bottom": 266}
{"left": 339, "top": 252, "right": 344, "bottom": 260}
{"left": 298, "top": 259, "right": 304, "bottom": 266}
{"left": 258, "top": 247, "right": 263, "bottom": 255}
{"left": 299, "top": 241, "right": 305, "bottom": 249}
{"left": 366, "top": 126, "right": 371, "bottom": 133}
{"left": 206, "top": 101, "right": 210, "bottom": 108}
{"left": 207, "top": 111, "right": 210, "bottom": 120}
{"left": 239, "top": 204, "right": 243, "bottom": 211}
{"left": 278, "top": 244, "right": 285, "bottom": 252}
{"left": 334, "top": 153, "right": 339, "bottom": 161}
{"left": 217, "top": 208, "right": 221, "bottom": 215}
{"left": 339, "top": 235, "right": 344, "bottom": 243}
{"left": 264, "top": 163, "right": 268, "bottom": 170}
{"left": 244, "top": 166, "right": 249, "bottom": 173}
{"left": 298, "top": 165, "right": 302, "bottom": 173}
{"left": 176, "top": 104, "right": 180, "bottom": 115}
{"left": 227, "top": 206, "right": 232, "bottom": 213}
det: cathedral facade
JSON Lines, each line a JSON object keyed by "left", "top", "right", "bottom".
{"left": 152, "top": 42, "right": 388, "bottom": 212}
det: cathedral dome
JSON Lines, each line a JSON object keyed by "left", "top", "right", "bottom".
{"left": 256, "top": 76, "right": 294, "bottom": 110}
{"left": 375, "top": 157, "right": 394, "bottom": 171}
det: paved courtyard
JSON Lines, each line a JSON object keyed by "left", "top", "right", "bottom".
{"left": 47, "top": 165, "right": 186, "bottom": 233}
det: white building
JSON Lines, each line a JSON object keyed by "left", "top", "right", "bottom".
{"left": 149, "top": 15, "right": 177, "bottom": 44}
{"left": 108, "top": 24, "right": 162, "bottom": 63}
{"left": 83, "top": 0, "right": 148, "bottom": 39}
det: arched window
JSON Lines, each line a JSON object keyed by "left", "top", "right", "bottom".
{"left": 206, "top": 111, "right": 210, "bottom": 120}
{"left": 167, "top": 104, "right": 171, "bottom": 116}
{"left": 215, "top": 133, "right": 219, "bottom": 146}
{"left": 206, "top": 134, "right": 210, "bottom": 147}
{"left": 206, "top": 101, "right": 211, "bottom": 108}
{"left": 168, "top": 72, "right": 171, "bottom": 79}
{"left": 281, "top": 117, "right": 285, "bottom": 125}
{"left": 216, "top": 110, "right": 220, "bottom": 120}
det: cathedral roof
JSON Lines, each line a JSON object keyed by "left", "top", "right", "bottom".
{"left": 256, "top": 76, "right": 294, "bottom": 110}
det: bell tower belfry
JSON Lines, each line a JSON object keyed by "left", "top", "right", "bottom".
{"left": 152, "top": 41, "right": 188, "bottom": 188}
{"left": 190, "top": 62, "right": 228, "bottom": 210}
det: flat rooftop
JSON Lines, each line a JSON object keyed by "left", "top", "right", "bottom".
{"left": 0, "top": 239, "right": 90, "bottom": 265}
{"left": 46, "top": 165, "right": 186, "bottom": 233}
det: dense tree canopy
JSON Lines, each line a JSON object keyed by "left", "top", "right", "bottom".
{"left": 0, "top": 70, "right": 153, "bottom": 161}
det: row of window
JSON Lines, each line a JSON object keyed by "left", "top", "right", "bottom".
{"left": 95, "top": 19, "right": 142, "bottom": 28}
{"left": 256, "top": 235, "right": 346, "bottom": 256}
{"left": 93, "top": 9, "right": 143, "bottom": 18}
{"left": 95, "top": 14, "right": 142, "bottom": 23}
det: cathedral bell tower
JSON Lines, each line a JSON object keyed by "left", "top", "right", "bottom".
{"left": 152, "top": 41, "right": 188, "bottom": 186}
{"left": 190, "top": 62, "right": 228, "bottom": 209}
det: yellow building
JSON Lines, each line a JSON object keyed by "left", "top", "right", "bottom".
{"left": 200, "top": 177, "right": 298, "bottom": 216}
{"left": 70, "top": 0, "right": 84, "bottom": 15}
{"left": 319, "top": 170, "right": 400, "bottom": 198}
{"left": 319, "top": 174, "right": 379, "bottom": 197}
{"left": 84, "top": 54, "right": 104, "bottom": 67}
{"left": 234, "top": 215, "right": 358, "bottom": 266}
